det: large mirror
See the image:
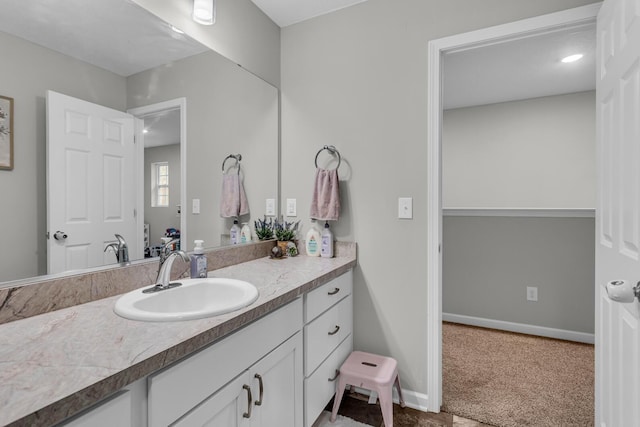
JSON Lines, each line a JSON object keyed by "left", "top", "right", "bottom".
{"left": 0, "top": 0, "right": 279, "bottom": 284}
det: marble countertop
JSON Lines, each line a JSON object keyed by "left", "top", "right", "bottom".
{"left": 0, "top": 253, "right": 356, "bottom": 427}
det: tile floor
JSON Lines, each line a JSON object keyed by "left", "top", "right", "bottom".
{"left": 330, "top": 390, "right": 493, "bottom": 427}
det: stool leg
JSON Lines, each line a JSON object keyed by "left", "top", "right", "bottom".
{"left": 330, "top": 377, "right": 347, "bottom": 423}
{"left": 394, "top": 375, "right": 406, "bottom": 408}
{"left": 378, "top": 386, "right": 394, "bottom": 427}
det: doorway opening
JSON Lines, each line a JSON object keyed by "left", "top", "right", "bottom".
{"left": 128, "top": 98, "right": 187, "bottom": 258}
{"left": 425, "top": 3, "right": 601, "bottom": 413}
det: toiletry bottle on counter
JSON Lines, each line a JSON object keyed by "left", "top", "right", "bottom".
{"left": 240, "top": 223, "right": 251, "bottom": 243}
{"left": 230, "top": 219, "right": 240, "bottom": 244}
{"left": 321, "top": 221, "right": 334, "bottom": 258}
{"left": 305, "top": 220, "right": 321, "bottom": 257}
{"left": 190, "top": 240, "right": 208, "bottom": 278}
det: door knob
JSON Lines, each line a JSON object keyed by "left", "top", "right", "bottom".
{"left": 53, "top": 231, "right": 68, "bottom": 240}
{"left": 606, "top": 280, "right": 640, "bottom": 303}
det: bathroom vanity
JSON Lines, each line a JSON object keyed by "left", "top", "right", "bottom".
{"left": 0, "top": 244, "right": 356, "bottom": 427}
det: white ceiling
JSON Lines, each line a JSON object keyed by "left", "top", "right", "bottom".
{"left": 0, "top": 0, "right": 208, "bottom": 76}
{"left": 0, "top": 0, "right": 596, "bottom": 112}
{"left": 443, "top": 23, "right": 596, "bottom": 110}
{"left": 143, "top": 109, "right": 181, "bottom": 148}
{"left": 251, "top": 0, "right": 369, "bottom": 27}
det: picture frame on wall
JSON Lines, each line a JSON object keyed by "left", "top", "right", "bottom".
{"left": 0, "top": 95, "right": 14, "bottom": 170}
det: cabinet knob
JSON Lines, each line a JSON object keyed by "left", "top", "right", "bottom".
{"left": 328, "top": 287, "right": 340, "bottom": 296}
{"left": 328, "top": 325, "right": 341, "bottom": 336}
{"left": 328, "top": 369, "right": 340, "bottom": 382}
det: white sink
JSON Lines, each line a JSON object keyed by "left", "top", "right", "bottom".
{"left": 114, "top": 278, "right": 259, "bottom": 321}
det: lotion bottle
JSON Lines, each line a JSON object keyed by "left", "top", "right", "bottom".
{"left": 321, "top": 221, "right": 334, "bottom": 258}
{"left": 230, "top": 219, "right": 240, "bottom": 244}
{"left": 305, "top": 220, "right": 321, "bottom": 257}
{"left": 190, "top": 240, "right": 208, "bottom": 278}
{"left": 240, "top": 223, "right": 252, "bottom": 243}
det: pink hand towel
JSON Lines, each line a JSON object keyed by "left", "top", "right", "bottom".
{"left": 310, "top": 168, "right": 340, "bottom": 221}
{"left": 220, "top": 173, "right": 249, "bottom": 218}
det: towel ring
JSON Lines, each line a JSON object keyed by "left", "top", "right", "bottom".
{"left": 222, "top": 154, "right": 242, "bottom": 173}
{"left": 314, "top": 145, "right": 341, "bottom": 170}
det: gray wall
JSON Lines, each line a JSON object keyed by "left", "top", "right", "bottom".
{"left": 442, "top": 93, "right": 595, "bottom": 334}
{"left": 280, "top": 0, "right": 597, "bottom": 394}
{"left": 443, "top": 92, "right": 596, "bottom": 209}
{"left": 133, "top": 0, "right": 281, "bottom": 87}
{"left": 127, "top": 50, "right": 278, "bottom": 250}
{"left": 443, "top": 216, "right": 595, "bottom": 333}
{"left": 0, "top": 31, "right": 126, "bottom": 283}
{"left": 144, "top": 144, "right": 181, "bottom": 247}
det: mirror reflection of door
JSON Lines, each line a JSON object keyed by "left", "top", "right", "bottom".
{"left": 46, "top": 90, "right": 137, "bottom": 274}
{"left": 141, "top": 109, "right": 181, "bottom": 258}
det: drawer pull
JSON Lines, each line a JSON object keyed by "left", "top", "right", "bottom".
{"left": 328, "top": 369, "right": 340, "bottom": 382}
{"left": 328, "top": 287, "right": 340, "bottom": 296}
{"left": 242, "top": 384, "right": 253, "bottom": 418}
{"left": 328, "top": 325, "right": 340, "bottom": 336}
{"left": 254, "top": 374, "right": 264, "bottom": 406}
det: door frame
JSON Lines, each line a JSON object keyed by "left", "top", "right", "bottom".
{"left": 128, "top": 98, "right": 187, "bottom": 256}
{"left": 425, "top": 3, "right": 601, "bottom": 412}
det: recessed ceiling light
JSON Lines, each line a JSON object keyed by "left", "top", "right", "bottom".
{"left": 143, "top": 129, "right": 149, "bottom": 134}
{"left": 561, "top": 54, "right": 584, "bottom": 63}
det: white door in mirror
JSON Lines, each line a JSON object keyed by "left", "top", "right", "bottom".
{"left": 47, "top": 90, "right": 137, "bottom": 274}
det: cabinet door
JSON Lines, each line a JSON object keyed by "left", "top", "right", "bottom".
{"left": 250, "top": 332, "right": 303, "bottom": 427}
{"left": 173, "top": 371, "right": 253, "bottom": 427}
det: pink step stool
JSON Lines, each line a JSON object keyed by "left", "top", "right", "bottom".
{"left": 330, "top": 351, "right": 405, "bottom": 427}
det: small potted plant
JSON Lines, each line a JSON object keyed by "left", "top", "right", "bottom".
{"left": 274, "top": 217, "right": 300, "bottom": 257}
{"left": 254, "top": 216, "right": 274, "bottom": 241}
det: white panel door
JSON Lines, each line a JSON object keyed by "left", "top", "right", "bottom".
{"left": 47, "top": 90, "right": 137, "bottom": 274}
{"left": 596, "top": 0, "right": 640, "bottom": 425}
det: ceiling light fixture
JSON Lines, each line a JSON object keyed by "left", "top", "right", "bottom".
{"left": 561, "top": 53, "right": 584, "bottom": 63}
{"left": 193, "top": 0, "right": 216, "bottom": 25}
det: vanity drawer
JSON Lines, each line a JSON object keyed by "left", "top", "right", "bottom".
{"left": 305, "top": 270, "right": 352, "bottom": 323}
{"left": 304, "top": 294, "right": 352, "bottom": 376}
{"left": 304, "top": 334, "right": 353, "bottom": 427}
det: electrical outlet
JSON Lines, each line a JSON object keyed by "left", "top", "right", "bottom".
{"left": 192, "top": 198, "right": 200, "bottom": 215}
{"left": 526, "top": 286, "right": 538, "bottom": 302}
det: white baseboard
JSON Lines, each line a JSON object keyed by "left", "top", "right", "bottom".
{"left": 442, "top": 313, "right": 594, "bottom": 344}
{"left": 350, "top": 386, "right": 430, "bottom": 412}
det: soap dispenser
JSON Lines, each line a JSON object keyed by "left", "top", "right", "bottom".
{"left": 321, "top": 221, "right": 334, "bottom": 258}
{"left": 305, "top": 220, "right": 321, "bottom": 257}
{"left": 240, "top": 222, "right": 252, "bottom": 243}
{"left": 190, "top": 240, "right": 208, "bottom": 278}
{"left": 230, "top": 219, "right": 240, "bottom": 245}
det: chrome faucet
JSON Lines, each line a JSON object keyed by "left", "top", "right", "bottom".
{"left": 150, "top": 238, "right": 190, "bottom": 291}
{"left": 104, "top": 234, "right": 129, "bottom": 263}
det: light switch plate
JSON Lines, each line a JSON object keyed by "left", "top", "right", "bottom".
{"left": 527, "top": 286, "right": 538, "bottom": 302}
{"left": 266, "top": 198, "right": 276, "bottom": 216}
{"left": 286, "top": 198, "right": 297, "bottom": 217}
{"left": 192, "top": 198, "right": 200, "bottom": 215}
{"left": 398, "top": 197, "right": 412, "bottom": 219}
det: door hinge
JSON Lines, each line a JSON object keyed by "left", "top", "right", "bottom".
{"left": 134, "top": 208, "right": 137, "bottom": 218}
{"left": 133, "top": 135, "right": 137, "bottom": 144}
{"left": 46, "top": 231, "right": 50, "bottom": 240}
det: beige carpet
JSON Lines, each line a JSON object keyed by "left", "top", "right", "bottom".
{"left": 442, "top": 322, "right": 594, "bottom": 427}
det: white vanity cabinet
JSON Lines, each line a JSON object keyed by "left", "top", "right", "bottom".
{"left": 303, "top": 270, "right": 353, "bottom": 427}
{"left": 174, "top": 332, "right": 302, "bottom": 426}
{"left": 148, "top": 298, "right": 303, "bottom": 426}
